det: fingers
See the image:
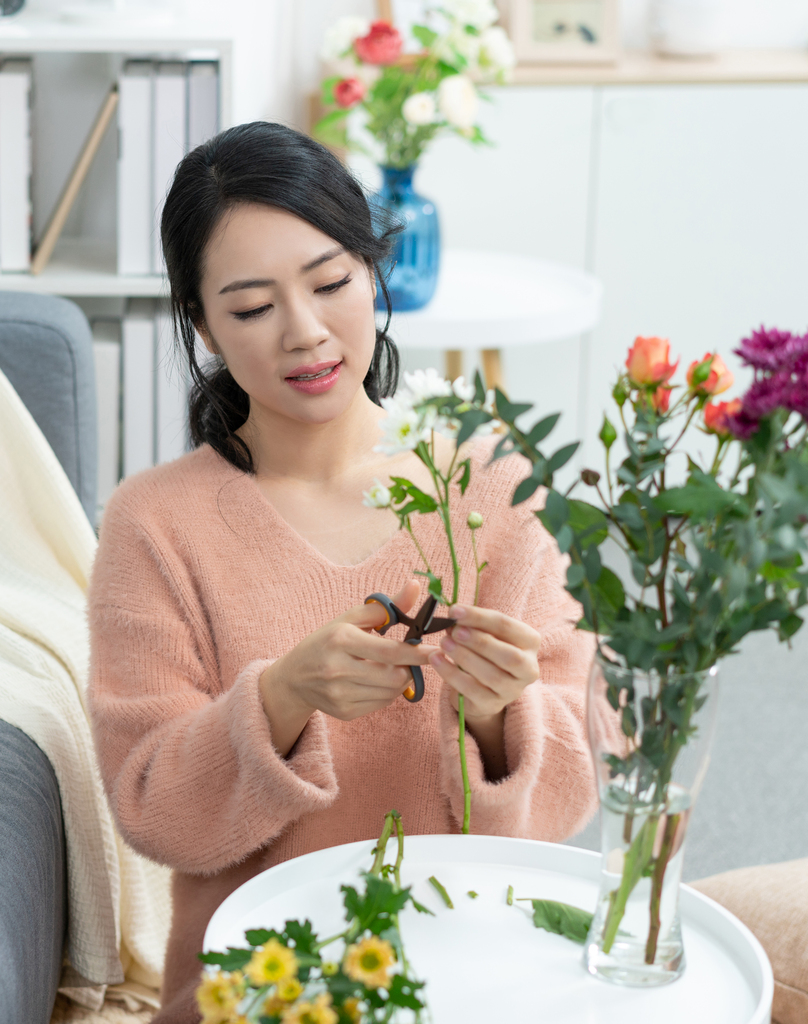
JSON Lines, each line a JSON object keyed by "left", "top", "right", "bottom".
{"left": 336, "top": 579, "right": 422, "bottom": 632}
{"left": 347, "top": 628, "right": 434, "bottom": 666}
{"left": 449, "top": 604, "right": 540, "bottom": 653}
{"left": 427, "top": 649, "right": 497, "bottom": 717}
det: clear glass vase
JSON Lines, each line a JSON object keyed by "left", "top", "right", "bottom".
{"left": 584, "top": 651, "right": 719, "bottom": 986}
{"left": 371, "top": 165, "right": 440, "bottom": 313}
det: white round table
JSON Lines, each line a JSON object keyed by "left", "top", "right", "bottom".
{"left": 205, "top": 834, "right": 772, "bottom": 1024}
{"left": 381, "top": 249, "right": 603, "bottom": 390}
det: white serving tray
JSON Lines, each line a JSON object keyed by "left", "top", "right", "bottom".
{"left": 205, "top": 835, "right": 773, "bottom": 1024}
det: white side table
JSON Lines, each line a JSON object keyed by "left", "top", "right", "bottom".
{"left": 383, "top": 249, "right": 603, "bottom": 391}
{"left": 206, "top": 834, "right": 773, "bottom": 1024}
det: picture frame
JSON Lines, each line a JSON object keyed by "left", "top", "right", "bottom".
{"left": 501, "top": 0, "right": 620, "bottom": 65}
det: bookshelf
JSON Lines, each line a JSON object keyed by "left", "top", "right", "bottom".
{"left": 0, "top": 10, "right": 232, "bottom": 297}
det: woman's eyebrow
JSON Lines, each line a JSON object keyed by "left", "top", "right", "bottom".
{"left": 218, "top": 247, "right": 347, "bottom": 295}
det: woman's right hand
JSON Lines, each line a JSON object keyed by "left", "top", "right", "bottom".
{"left": 259, "top": 581, "right": 430, "bottom": 756}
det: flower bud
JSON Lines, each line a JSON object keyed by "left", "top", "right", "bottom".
{"left": 362, "top": 479, "right": 392, "bottom": 508}
{"left": 467, "top": 511, "right": 484, "bottom": 530}
{"left": 599, "top": 415, "right": 617, "bottom": 450}
{"left": 686, "top": 352, "right": 734, "bottom": 396}
{"left": 581, "top": 468, "right": 601, "bottom": 486}
{"left": 625, "top": 336, "right": 678, "bottom": 387}
{"left": 322, "top": 961, "right": 339, "bottom": 977}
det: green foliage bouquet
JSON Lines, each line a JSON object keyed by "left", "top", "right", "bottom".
{"left": 492, "top": 328, "right": 808, "bottom": 978}
{"left": 314, "top": 2, "right": 515, "bottom": 167}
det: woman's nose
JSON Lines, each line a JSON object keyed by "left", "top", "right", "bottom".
{"left": 281, "top": 292, "right": 329, "bottom": 352}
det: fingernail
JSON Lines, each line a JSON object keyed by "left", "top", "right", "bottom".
{"left": 441, "top": 636, "right": 456, "bottom": 652}
{"left": 454, "top": 626, "right": 470, "bottom": 641}
{"left": 450, "top": 605, "right": 465, "bottom": 619}
{"left": 429, "top": 651, "right": 444, "bottom": 666}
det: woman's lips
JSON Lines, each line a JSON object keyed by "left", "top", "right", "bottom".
{"left": 285, "top": 361, "right": 342, "bottom": 395}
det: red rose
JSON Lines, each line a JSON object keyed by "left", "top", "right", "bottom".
{"left": 626, "top": 336, "right": 679, "bottom": 387}
{"left": 333, "top": 77, "right": 366, "bottom": 109}
{"left": 354, "top": 21, "right": 403, "bottom": 65}
{"left": 652, "top": 386, "right": 673, "bottom": 413}
{"left": 704, "top": 398, "right": 742, "bottom": 436}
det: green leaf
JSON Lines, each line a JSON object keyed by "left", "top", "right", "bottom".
{"left": 543, "top": 488, "right": 570, "bottom": 533}
{"left": 341, "top": 874, "right": 410, "bottom": 932}
{"left": 320, "top": 75, "right": 340, "bottom": 106}
{"left": 599, "top": 415, "right": 617, "bottom": 450}
{"left": 197, "top": 947, "right": 252, "bottom": 970}
{"left": 526, "top": 413, "right": 560, "bottom": 447}
{"left": 547, "top": 441, "right": 580, "bottom": 474}
{"left": 244, "top": 928, "right": 274, "bottom": 946}
{"left": 313, "top": 108, "right": 349, "bottom": 130}
{"left": 494, "top": 388, "right": 532, "bottom": 424}
{"left": 512, "top": 464, "right": 545, "bottom": 506}
{"left": 457, "top": 458, "right": 471, "bottom": 495}
{"left": 428, "top": 875, "right": 454, "bottom": 908}
{"left": 582, "top": 544, "right": 602, "bottom": 584}
{"left": 284, "top": 919, "right": 317, "bottom": 957}
{"left": 457, "top": 408, "right": 492, "bottom": 445}
{"left": 691, "top": 355, "right": 714, "bottom": 386}
{"left": 412, "top": 24, "right": 438, "bottom": 47}
{"left": 567, "top": 499, "right": 609, "bottom": 546}
{"left": 654, "top": 471, "right": 739, "bottom": 518}
{"left": 388, "top": 477, "right": 438, "bottom": 514}
{"left": 567, "top": 563, "right": 585, "bottom": 589}
{"left": 779, "top": 613, "right": 804, "bottom": 640}
{"left": 409, "top": 897, "right": 435, "bottom": 916}
{"left": 473, "top": 370, "right": 486, "bottom": 403}
{"left": 414, "top": 569, "right": 445, "bottom": 603}
{"left": 387, "top": 973, "right": 426, "bottom": 1010}
{"left": 518, "top": 899, "right": 593, "bottom": 944}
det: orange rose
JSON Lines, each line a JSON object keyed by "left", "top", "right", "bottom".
{"left": 704, "top": 398, "right": 742, "bottom": 436}
{"left": 652, "top": 386, "right": 672, "bottom": 413}
{"left": 686, "top": 353, "right": 734, "bottom": 395}
{"left": 626, "top": 337, "right": 679, "bottom": 387}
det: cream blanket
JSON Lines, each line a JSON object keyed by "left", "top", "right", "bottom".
{"left": 0, "top": 367, "right": 171, "bottom": 1011}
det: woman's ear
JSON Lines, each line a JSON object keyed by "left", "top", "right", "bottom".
{"left": 193, "top": 317, "right": 219, "bottom": 356}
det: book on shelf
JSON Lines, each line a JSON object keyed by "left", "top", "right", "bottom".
{"left": 188, "top": 61, "right": 220, "bottom": 150}
{"left": 122, "top": 297, "right": 156, "bottom": 477}
{"left": 118, "top": 60, "right": 153, "bottom": 276}
{"left": 152, "top": 61, "right": 187, "bottom": 275}
{"left": 0, "top": 58, "right": 32, "bottom": 272}
{"left": 92, "top": 318, "right": 122, "bottom": 517}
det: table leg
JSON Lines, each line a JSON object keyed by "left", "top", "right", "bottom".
{"left": 481, "top": 348, "right": 505, "bottom": 393}
{"left": 445, "top": 349, "right": 463, "bottom": 383}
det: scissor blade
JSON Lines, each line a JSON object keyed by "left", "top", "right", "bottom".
{"left": 421, "top": 616, "right": 456, "bottom": 635}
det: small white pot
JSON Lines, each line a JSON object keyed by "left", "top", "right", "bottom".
{"left": 650, "top": 0, "right": 722, "bottom": 58}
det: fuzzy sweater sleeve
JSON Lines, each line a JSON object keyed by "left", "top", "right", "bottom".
{"left": 439, "top": 450, "right": 598, "bottom": 840}
{"left": 87, "top": 490, "right": 338, "bottom": 876}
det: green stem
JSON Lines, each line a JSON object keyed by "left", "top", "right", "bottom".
{"left": 645, "top": 813, "right": 680, "bottom": 964}
{"left": 471, "top": 530, "right": 484, "bottom": 606}
{"left": 405, "top": 518, "right": 434, "bottom": 577}
{"left": 601, "top": 814, "right": 659, "bottom": 954}
{"left": 370, "top": 810, "right": 398, "bottom": 877}
{"left": 457, "top": 696, "right": 471, "bottom": 834}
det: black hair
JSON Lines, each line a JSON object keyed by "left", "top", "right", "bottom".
{"left": 160, "top": 121, "right": 400, "bottom": 473}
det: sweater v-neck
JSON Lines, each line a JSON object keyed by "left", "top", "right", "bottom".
{"left": 238, "top": 464, "right": 411, "bottom": 572}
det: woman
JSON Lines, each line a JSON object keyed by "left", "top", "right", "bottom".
{"left": 88, "top": 122, "right": 597, "bottom": 1023}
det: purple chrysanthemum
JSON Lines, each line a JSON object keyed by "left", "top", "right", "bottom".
{"left": 734, "top": 327, "right": 808, "bottom": 373}
{"left": 726, "top": 406, "right": 760, "bottom": 439}
{"left": 785, "top": 376, "right": 808, "bottom": 419}
{"left": 742, "top": 372, "right": 791, "bottom": 419}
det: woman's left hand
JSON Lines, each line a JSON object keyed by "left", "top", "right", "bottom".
{"left": 427, "top": 604, "right": 540, "bottom": 721}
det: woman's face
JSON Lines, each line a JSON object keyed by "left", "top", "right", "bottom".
{"left": 197, "top": 203, "right": 378, "bottom": 426}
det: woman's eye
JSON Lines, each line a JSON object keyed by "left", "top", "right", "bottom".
{"left": 233, "top": 304, "right": 272, "bottom": 321}
{"left": 317, "top": 274, "right": 351, "bottom": 294}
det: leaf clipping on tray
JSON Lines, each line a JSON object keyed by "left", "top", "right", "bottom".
{"left": 516, "top": 898, "right": 593, "bottom": 944}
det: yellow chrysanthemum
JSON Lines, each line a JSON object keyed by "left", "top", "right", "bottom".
{"left": 343, "top": 936, "right": 395, "bottom": 990}
{"left": 281, "top": 991, "right": 338, "bottom": 1024}
{"left": 277, "top": 977, "right": 303, "bottom": 1002}
{"left": 196, "top": 970, "right": 242, "bottom": 1023}
{"left": 342, "top": 997, "right": 362, "bottom": 1023}
{"left": 246, "top": 938, "right": 298, "bottom": 987}
{"left": 263, "top": 994, "right": 287, "bottom": 1017}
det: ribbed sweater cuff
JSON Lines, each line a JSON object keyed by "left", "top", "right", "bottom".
{"left": 438, "top": 682, "right": 545, "bottom": 836}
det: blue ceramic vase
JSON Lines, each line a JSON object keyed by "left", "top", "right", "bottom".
{"left": 373, "top": 165, "right": 440, "bottom": 313}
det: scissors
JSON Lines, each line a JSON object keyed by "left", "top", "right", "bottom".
{"left": 364, "top": 592, "right": 456, "bottom": 703}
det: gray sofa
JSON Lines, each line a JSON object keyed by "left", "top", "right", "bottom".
{"left": 0, "top": 290, "right": 806, "bottom": 1023}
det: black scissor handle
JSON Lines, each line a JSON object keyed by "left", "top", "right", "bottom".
{"left": 364, "top": 593, "right": 401, "bottom": 635}
{"left": 403, "top": 640, "right": 425, "bottom": 703}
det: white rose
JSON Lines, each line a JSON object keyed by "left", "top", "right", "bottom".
{"left": 362, "top": 478, "right": 392, "bottom": 508}
{"left": 319, "top": 16, "right": 371, "bottom": 62}
{"left": 441, "top": 0, "right": 498, "bottom": 30}
{"left": 437, "top": 74, "right": 479, "bottom": 129}
{"left": 402, "top": 92, "right": 437, "bottom": 127}
{"left": 403, "top": 367, "right": 453, "bottom": 403}
{"left": 479, "top": 26, "right": 516, "bottom": 73}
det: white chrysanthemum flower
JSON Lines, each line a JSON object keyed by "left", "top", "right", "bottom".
{"left": 483, "top": 388, "right": 496, "bottom": 414}
{"left": 403, "top": 367, "right": 453, "bottom": 403}
{"left": 319, "top": 16, "right": 371, "bottom": 61}
{"left": 402, "top": 91, "right": 438, "bottom": 126}
{"left": 441, "top": 0, "right": 499, "bottom": 30}
{"left": 437, "top": 74, "right": 479, "bottom": 129}
{"left": 376, "top": 401, "right": 431, "bottom": 455}
{"left": 362, "top": 478, "right": 392, "bottom": 508}
{"left": 479, "top": 26, "right": 516, "bottom": 73}
{"left": 452, "top": 376, "right": 475, "bottom": 402}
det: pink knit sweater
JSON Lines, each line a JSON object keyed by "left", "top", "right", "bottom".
{"left": 88, "top": 439, "right": 597, "bottom": 1022}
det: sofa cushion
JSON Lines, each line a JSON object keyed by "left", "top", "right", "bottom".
{"left": 691, "top": 859, "right": 808, "bottom": 1024}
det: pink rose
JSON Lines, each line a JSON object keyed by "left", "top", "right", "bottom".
{"left": 354, "top": 21, "right": 403, "bottom": 65}
{"left": 626, "top": 336, "right": 679, "bottom": 387}
{"left": 686, "top": 352, "right": 734, "bottom": 395}
{"left": 333, "top": 77, "right": 366, "bottom": 109}
{"left": 652, "top": 386, "right": 673, "bottom": 413}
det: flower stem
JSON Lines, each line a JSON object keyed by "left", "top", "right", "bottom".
{"left": 601, "top": 814, "right": 659, "bottom": 954}
{"left": 457, "top": 695, "right": 471, "bottom": 834}
{"left": 645, "top": 813, "right": 680, "bottom": 964}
